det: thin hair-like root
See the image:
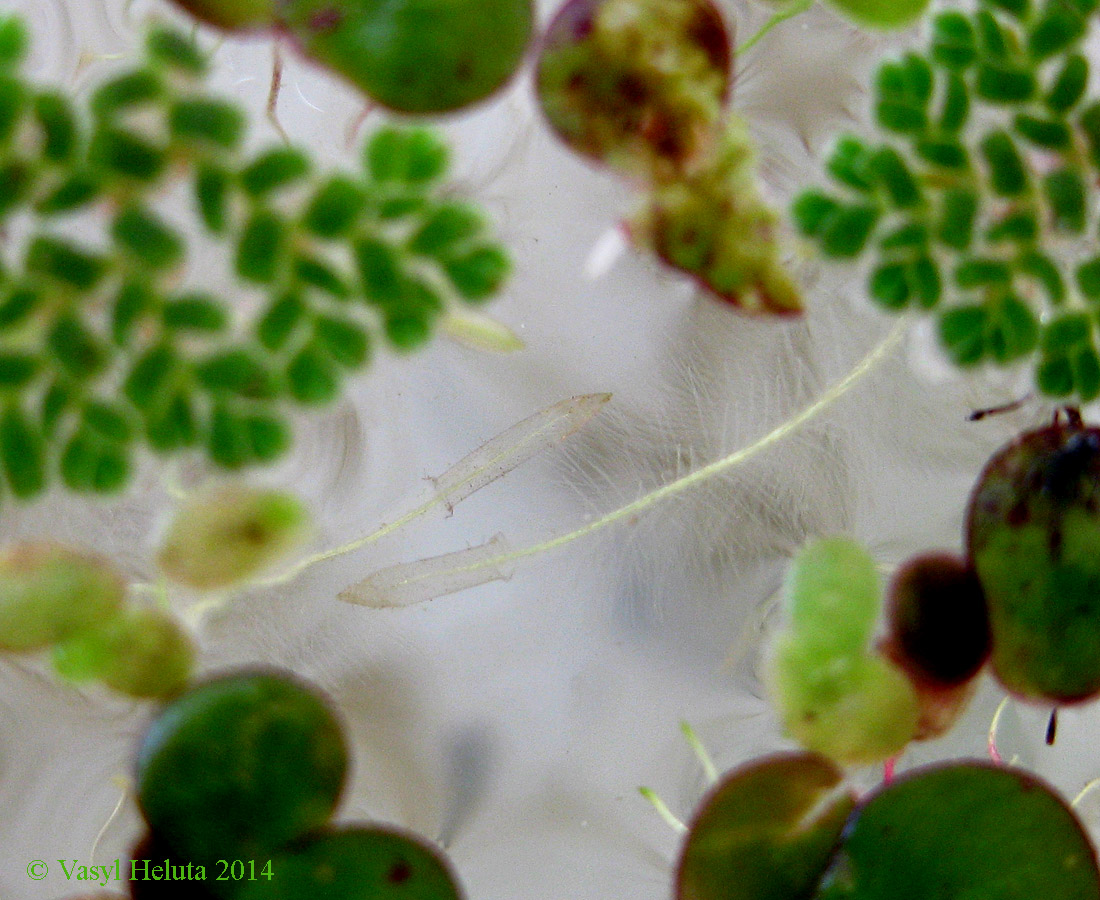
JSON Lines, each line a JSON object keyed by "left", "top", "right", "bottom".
{"left": 681, "top": 721, "right": 718, "bottom": 785}
{"left": 738, "top": 0, "right": 815, "bottom": 57}
{"left": 339, "top": 320, "right": 907, "bottom": 606}
{"left": 1073, "top": 777, "right": 1100, "bottom": 809}
{"left": 267, "top": 42, "right": 289, "bottom": 144}
{"left": 988, "top": 696, "right": 1011, "bottom": 765}
{"left": 639, "top": 787, "right": 688, "bottom": 834}
{"left": 89, "top": 776, "right": 131, "bottom": 867}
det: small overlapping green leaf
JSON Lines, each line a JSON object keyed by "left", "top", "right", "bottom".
{"left": 53, "top": 605, "right": 194, "bottom": 699}
{"left": 157, "top": 484, "right": 310, "bottom": 590}
{"left": 816, "top": 764, "right": 1100, "bottom": 900}
{"left": 0, "top": 21, "right": 510, "bottom": 500}
{"left": 676, "top": 754, "right": 855, "bottom": 900}
{"left": 795, "top": 2, "right": 1100, "bottom": 401}
{"left": 237, "top": 826, "right": 463, "bottom": 900}
{"left": 137, "top": 671, "right": 348, "bottom": 865}
{"left": 0, "top": 543, "right": 125, "bottom": 651}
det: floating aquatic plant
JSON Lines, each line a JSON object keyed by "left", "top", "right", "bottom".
{"left": 764, "top": 537, "right": 920, "bottom": 765}
{"left": 133, "top": 670, "right": 463, "bottom": 899}
{"left": 0, "top": 540, "right": 195, "bottom": 698}
{"left": 0, "top": 16, "right": 510, "bottom": 503}
{"left": 967, "top": 409, "right": 1100, "bottom": 703}
{"left": 675, "top": 753, "right": 1100, "bottom": 900}
{"left": 536, "top": 0, "right": 802, "bottom": 314}
{"left": 170, "top": 0, "right": 534, "bottom": 115}
{"left": 794, "top": 0, "right": 1100, "bottom": 400}
{"left": 156, "top": 484, "right": 311, "bottom": 590}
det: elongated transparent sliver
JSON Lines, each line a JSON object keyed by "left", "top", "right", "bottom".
{"left": 430, "top": 393, "right": 610, "bottom": 513}
{"left": 339, "top": 535, "right": 513, "bottom": 608}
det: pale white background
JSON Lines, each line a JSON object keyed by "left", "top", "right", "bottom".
{"left": 2, "top": 1, "right": 1100, "bottom": 898}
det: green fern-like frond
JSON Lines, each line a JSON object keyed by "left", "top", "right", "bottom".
{"left": 0, "top": 17, "right": 511, "bottom": 502}
{"left": 793, "top": 0, "right": 1100, "bottom": 401}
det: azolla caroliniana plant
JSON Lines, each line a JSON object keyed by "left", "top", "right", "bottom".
{"left": 535, "top": 0, "right": 803, "bottom": 315}
{"left": 795, "top": 0, "right": 1100, "bottom": 401}
{"left": 0, "top": 17, "right": 511, "bottom": 504}
{"left": 672, "top": 410, "right": 1100, "bottom": 900}
{"left": 765, "top": 409, "right": 1100, "bottom": 766}
{"left": 170, "top": 0, "right": 534, "bottom": 115}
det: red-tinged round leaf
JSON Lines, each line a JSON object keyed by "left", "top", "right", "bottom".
{"left": 966, "top": 418, "right": 1100, "bottom": 702}
{"left": 169, "top": 0, "right": 276, "bottom": 30}
{"left": 901, "top": 675, "right": 977, "bottom": 742}
{"left": 536, "top": 0, "right": 731, "bottom": 181}
{"left": 884, "top": 551, "right": 989, "bottom": 689}
{"left": 676, "top": 753, "right": 855, "bottom": 900}
{"left": 236, "top": 825, "right": 463, "bottom": 900}
{"left": 816, "top": 762, "right": 1100, "bottom": 900}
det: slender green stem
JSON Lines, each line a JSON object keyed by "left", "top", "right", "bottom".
{"left": 739, "top": 0, "right": 815, "bottom": 56}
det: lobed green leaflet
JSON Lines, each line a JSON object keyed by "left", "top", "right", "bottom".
{"left": 0, "top": 17, "right": 511, "bottom": 504}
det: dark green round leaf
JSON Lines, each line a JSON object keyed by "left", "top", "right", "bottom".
{"left": 365, "top": 127, "right": 450, "bottom": 185}
{"left": 136, "top": 670, "right": 348, "bottom": 866}
{"left": 90, "top": 69, "right": 162, "bottom": 118}
{"left": 0, "top": 405, "right": 46, "bottom": 498}
{"left": 677, "top": 753, "right": 855, "bottom": 900}
{"left": 816, "top": 763, "right": 1100, "bottom": 900}
{"left": 981, "top": 130, "right": 1020, "bottom": 195}
{"left": 237, "top": 826, "right": 464, "bottom": 900}
{"left": 112, "top": 204, "right": 185, "bottom": 271}
{"left": 240, "top": 147, "right": 310, "bottom": 197}
{"left": 303, "top": 176, "right": 365, "bottom": 238}
{"left": 287, "top": 345, "right": 339, "bottom": 405}
{"left": 967, "top": 421, "right": 1100, "bottom": 700}
{"left": 34, "top": 91, "right": 78, "bottom": 161}
{"left": 281, "top": 0, "right": 533, "bottom": 114}
{"left": 236, "top": 210, "right": 288, "bottom": 285}
{"left": 0, "top": 15, "right": 28, "bottom": 68}
{"left": 170, "top": 97, "right": 245, "bottom": 150}
{"left": 147, "top": 25, "right": 209, "bottom": 75}
{"left": 930, "top": 12, "right": 977, "bottom": 69}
